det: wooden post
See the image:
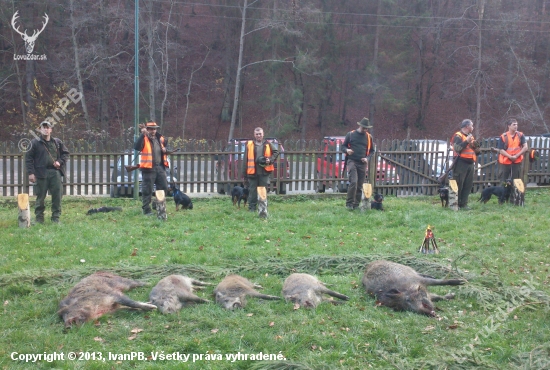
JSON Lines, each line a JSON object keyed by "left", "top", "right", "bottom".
{"left": 360, "top": 183, "right": 372, "bottom": 212}
{"left": 257, "top": 186, "right": 268, "bottom": 219}
{"left": 448, "top": 180, "right": 459, "bottom": 211}
{"left": 18, "top": 193, "right": 31, "bottom": 228}
{"left": 511, "top": 179, "right": 525, "bottom": 206}
{"left": 155, "top": 190, "right": 167, "bottom": 220}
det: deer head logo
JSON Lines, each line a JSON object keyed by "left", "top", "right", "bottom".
{"left": 11, "top": 11, "right": 49, "bottom": 54}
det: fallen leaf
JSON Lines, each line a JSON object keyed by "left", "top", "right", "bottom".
{"left": 246, "top": 313, "right": 254, "bottom": 317}
{"left": 448, "top": 324, "right": 458, "bottom": 329}
{"left": 211, "top": 329, "right": 219, "bottom": 333}
{"left": 275, "top": 335, "right": 283, "bottom": 340}
{"left": 93, "top": 337, "right": 104, "bottom": 342}
{"left": 293, "top": 303, "right": 300, "bottom": 310}
{"left": 3, "top": 300, "right": 8, "bottom": 306}
{"left": 269, "top": 322, "right": 275, "bottom": 327}
{"left": 128, "top": 334, "right": 137, "bottom": 340}
{"left": 199, "top": 246, "right": 204, "bottom": 251}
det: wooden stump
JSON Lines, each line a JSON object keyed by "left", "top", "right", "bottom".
{"left": 155, "top": 190, "right": 167, "bottom": 220}
{"left": 258, "top": 186, "right": 268, "bottom": 219}
{"left": 18, "top": 193, "right": 31, "bottom": 228}
{"left": 360, "top": 183, "right": 372, "bottom": 213}
{"left": 448, "top": 180, "right": 459, "bottom": 211}
{"left": 511, "top": 179, "right": 525, "bottom": 207}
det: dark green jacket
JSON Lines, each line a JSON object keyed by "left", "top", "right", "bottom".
{"left": 25, "top": 137, "right": 70, "bottom": 178}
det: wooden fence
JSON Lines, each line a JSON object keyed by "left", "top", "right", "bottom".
{"left": 1, "top": 138, "right": 548, "bottom": 198}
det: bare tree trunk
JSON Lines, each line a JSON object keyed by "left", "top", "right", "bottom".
{"left": 9, "top": 0, "right": 27, "bottom": 128}
{"left": 183, "top": 48, "right": 210, "bottom": 140}
{"left": 160, "top": 0, "right": 174, "bottom": 128}
{"left": 368, "top": 0, "right": 382, "bottom": 136}
{"left": 145, "top": 0, "right": 157, "bottom": 122}
{"left": 228, "top": 0, "right": 248, "bottom": 141}
{"left": 475, "top": 0, "right": 485, "bottom": 137}
{"left": 69, "top": 0, "right": 90, "bottom": 130}
{"left": 26, "top": 60, "right": 35, "bottom": 112}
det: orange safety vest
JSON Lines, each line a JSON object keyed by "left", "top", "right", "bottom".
{"left": 498, "top": 132, "right": 524, "bottom": 164}
{"left": 140, "top": 135, "right": 169, "bottom": 169}
{"left": 347, "top": 130, "right": 373, "bottom": 156}
{"left": 246, "top": 141, "right": 274, "bottom": 175}
{"left": 452, "top": 132, "right": 477, "bottom": 161}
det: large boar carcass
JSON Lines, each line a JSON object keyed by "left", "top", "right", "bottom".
{"left": 58, "top": 272, "right": 156, "bottom": 327}
{"left": 362, "top": 260, "right": 464, "bottom": 316}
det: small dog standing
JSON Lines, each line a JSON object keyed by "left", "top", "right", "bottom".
{"left": 170, "top": 183, "right": 193, "bottom": 210}
{"left": 371, "top": 193, "right": 384, "bottom": 211}
{"left": 231, "top": 185, "right": 249, "bottom": 209}
{"left": 437, "top": 187, "right": 449, "bottom": 207}
{"left": 478, "top": 180, "right": 512, "bottom": 204}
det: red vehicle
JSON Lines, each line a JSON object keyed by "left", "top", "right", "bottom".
{"left": 216, "top": 138, "right": 290, "bottom": 194}
{"left": 316, "top": 136, "right": 399, "bottom": 193}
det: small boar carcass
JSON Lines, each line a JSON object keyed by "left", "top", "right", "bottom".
{"left": 362, "top": 260, "right": 465, "bottom": 316}
{"left": 214, "top": 274, "right": 280, "bottom": 310}
{"left": 58, "top": 272, "right": 156, "bottom": 327}
{"left": 282, "top": 273, "right": 349, "bottom": 308}
{"left": 149, "top": 275, "right": 211, "bottom": 314}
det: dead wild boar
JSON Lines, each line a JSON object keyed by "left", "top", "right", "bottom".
{"left": 58, "top": 272, "right": 156, "bottom": 327}
{"left": 282, "top": 273, "right": 349, "bottom": 308}
{"left": 214, "top": 274, "right": 281, "bottom": 310}
{"left": 362, "top": 260, "right": 465, "bottom": 316}
{"left": 149, "top": 275, "right": 211, "bottom": 314}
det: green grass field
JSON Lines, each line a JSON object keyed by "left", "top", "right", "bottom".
{"left": 0, "top": 190, "right": 549, "bottom": 369}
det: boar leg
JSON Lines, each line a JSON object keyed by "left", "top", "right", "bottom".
{"left": 249, "top": 292, "right": 281, "bottom": 301}
{"left": 191, "top": 279, "right": 213, "bottom": 287}
{"left": 178, "top": 291, "right": 210, "bottom": 304}
{"left": 430, "top": 292, "right": 455, "bottom": 301}
{"left": 420, "top": 277, "right": 465, "bottom": 286}
{"left": 116, "top": 295, "right": 157, "bottom": 310}
{"left": 320, "top": 287, "right": 349, "bottom": 301}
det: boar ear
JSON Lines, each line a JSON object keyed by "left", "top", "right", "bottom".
{"left": 215, "top": 292, "right": 224, "bottom": 299}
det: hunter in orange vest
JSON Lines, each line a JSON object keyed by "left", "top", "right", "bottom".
{"left": 451, "top": 119, "right": 480, "bottom": 210}
{"left": 241, "top": 127, "right": 279, "bottom": 212}
{"left": 133, "top": 121, "right": 170, "bottom": 215}
{"left": 497, "top": 118, "right": 528, "bottom": 182}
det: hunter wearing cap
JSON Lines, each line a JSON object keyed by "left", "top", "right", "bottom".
{"left": 134, "top": 121, "right": 169, "bottom": 215}
{"left": 25, "top": 120, "right": 70, "bottom": 224}
{"left": 241, "top": 127, "right": 279, "bottom": 213}
{"left": 341, "top": 117, "right": 374, "bottom": 210}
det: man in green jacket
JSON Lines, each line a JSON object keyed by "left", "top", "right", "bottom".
{"left": 25, "top": 121, "right": 70, "bottom": 223}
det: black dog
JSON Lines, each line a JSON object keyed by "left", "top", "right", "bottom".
{"left": 437, "top": 187, "right": 449, "bottom": 207}
{"left": 371, "top": 193, "right": 384, "bottom": 211}
{"left": 231, "top": 185, "right": 249, "bottom": 209}
{"left": 170, "top": 183, "right": 193, "bottom": 210}
{"left": 478, "top": 180, "right": 512, "bottom": 204}
{"left": 86, "top": 206, "right": 122, "bottom": 215}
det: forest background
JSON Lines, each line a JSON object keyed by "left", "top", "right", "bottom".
{"left": 1, "top": 0, "right": 550, "bottom": 146}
